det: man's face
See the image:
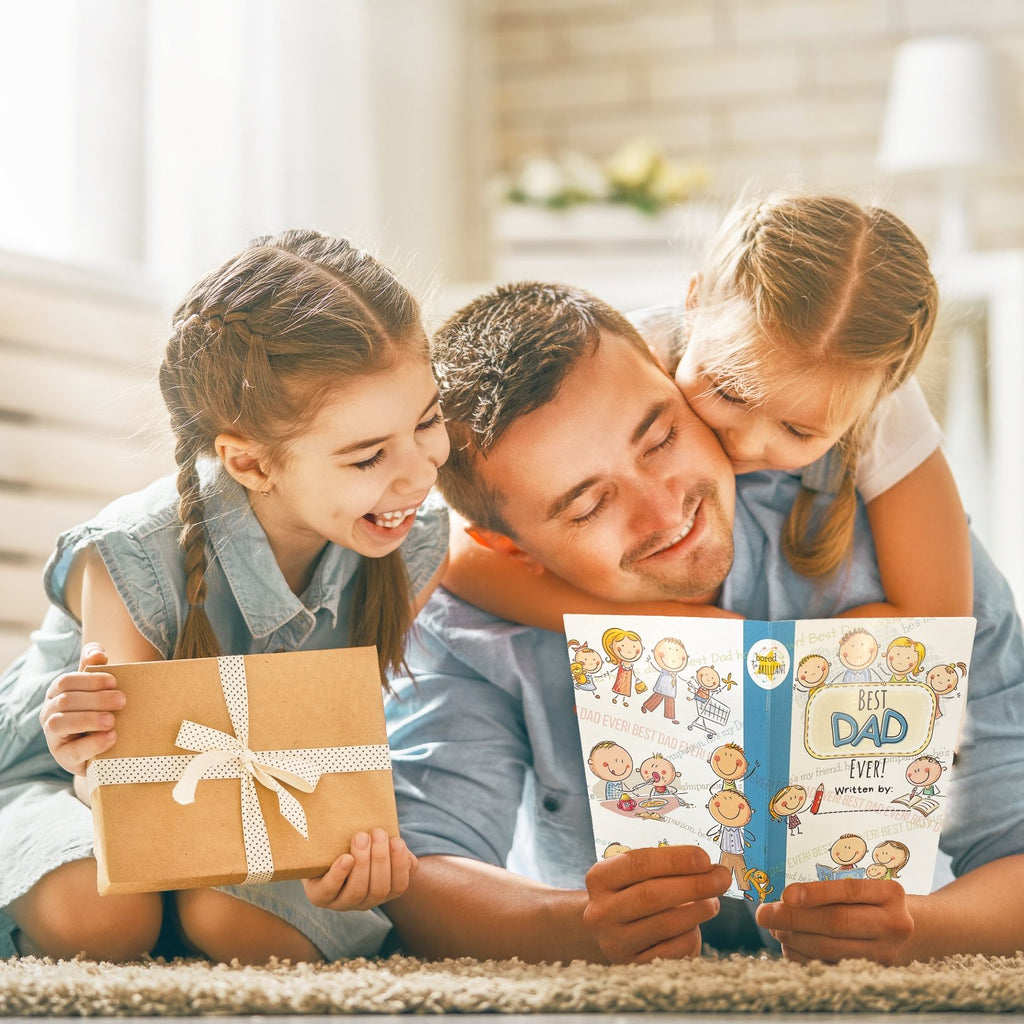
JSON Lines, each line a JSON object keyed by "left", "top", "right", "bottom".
{"left": 475, "top": 332, "right": 735, "bottom": 602}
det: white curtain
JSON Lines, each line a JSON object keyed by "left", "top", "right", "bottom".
{"left": 0, "top": 0, "right": 483, "bottom": 299}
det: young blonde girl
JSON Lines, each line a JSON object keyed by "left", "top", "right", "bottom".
{"left": 0, "top": 231, "right": 449, "bottom": 963}
{"left": 443, "top": 191, "right": 971, "bottom": 627}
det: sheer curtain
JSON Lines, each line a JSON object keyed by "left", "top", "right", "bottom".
{"left": 0, "top": 0, "right": 483, "bottom": 297}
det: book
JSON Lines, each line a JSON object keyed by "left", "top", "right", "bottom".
{"left": 564, "top": 614, "right": 975, "bottom": 902}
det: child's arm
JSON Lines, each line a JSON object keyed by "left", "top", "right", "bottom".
{"left": 443, "top": 516, "right": 741, "bottom": 632}
{"left": 41, "top": 545, "right": 162, "bottom": 784}
{"left": 841, "top": 449, "right": 973, "bottom": 619}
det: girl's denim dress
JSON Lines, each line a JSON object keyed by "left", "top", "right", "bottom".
{"left": 0, "top": 463, "right": 448, "bottom": 959}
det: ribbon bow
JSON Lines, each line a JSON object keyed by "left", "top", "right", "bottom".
{"left": 171, "top": 719, "right": 321, "bottom": 839}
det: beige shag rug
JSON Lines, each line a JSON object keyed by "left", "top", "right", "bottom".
{"left": 3, "top": 953, "right": 1024, "bottom": 1016}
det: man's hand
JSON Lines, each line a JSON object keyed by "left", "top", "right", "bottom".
{"left": 303, "top": 829, "right": 418, "bottom": 912}
{"left": 755, "top": 879, "right": 914, "bottom": 964}
{"left": 583, "top": 844, "right": 731, "bottom": 962}
{"left": 39, "top": 643, "right": 124, "bottom": 776}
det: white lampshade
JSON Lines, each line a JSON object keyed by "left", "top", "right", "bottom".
{"left": 878, "top": 36, "right": 1016, "bottom": 174}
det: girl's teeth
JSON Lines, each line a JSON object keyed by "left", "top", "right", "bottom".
{"left": 371, "top": 508, "right": 416, "bottom": 528}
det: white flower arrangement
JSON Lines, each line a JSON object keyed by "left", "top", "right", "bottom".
{"left": 503, "top": 138, "right": 709, "bottom": 214}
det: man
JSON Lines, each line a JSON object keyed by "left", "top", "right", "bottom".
{"left": 384, "top": 282, "right": 1024, "bottom": 965}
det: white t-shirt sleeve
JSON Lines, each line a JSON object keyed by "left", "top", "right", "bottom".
{"left": 855, "top": 376, "right": 944, "bottom": 503}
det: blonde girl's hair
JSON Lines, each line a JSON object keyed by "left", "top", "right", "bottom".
{"left": 886, "top": 636, "right": 926, "bottom": 676}
{"left": 601, "top": 627, "right": 642, "bottom": 665}
{"left": 691, "top": 191, "right": 939, "bottom": 579}
{"left": 158, "top": 230, "right": 427, "bottom": 680}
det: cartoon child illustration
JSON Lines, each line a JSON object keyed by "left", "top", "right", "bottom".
{"left": 866, "top": 840, "right": 910, "bottom": 880}
{"left": 827, "top": 833, "right": 868, "bottom": 878}
{"left": 884, "top": 636, "right": 926, "bottom": 682}
{"left": 602, "top": 842, "right": 631, "bottom": 858}
{"left": 926, "top": 662, "right": 967, "bottom": 718}
{"left": 602, "top": 627, "right": 644, "bottom": 707}
{"left": 706, "top": 789, "right": 755, "bottom": 893}
{"left": 836, "top": 629, "right": 879, "bottom": 683}
{"left": 641, "top": 636, "right": 687, "bottom": 723}
{"left": 688, "top": 665, "right": 722, "bottom": 702}
{"left": 904, "top": 754, "right": 944, "bottom": 799}
{"left": 638, "top": 754, "right": 679, "bottom": 801}
{"left": 742, "top": 867, "right": 774, "bottom": 903}
{"left": 768, "top": 783, "right": 809, "bottom": 836}
{"left": 587, "top": 740, "right": 635, "bottom": 801}
{"left": 795, "top": 654, "right": 830, "bottom": 695}
{"left": 568, "top": 639, "right": 603, "bottom": 698}
{"left": 708, "top": 742, "right": 758, "bottom": 794}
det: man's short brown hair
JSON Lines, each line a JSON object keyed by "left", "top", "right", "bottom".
{"left": 431, "top": 281, "right": 654, "bottom": 536}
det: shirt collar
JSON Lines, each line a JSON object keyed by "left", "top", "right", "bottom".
{"left": 199, "top": 462, "right": 361, "bottom": 639}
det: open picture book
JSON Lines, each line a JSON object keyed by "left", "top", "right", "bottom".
{"left": 563, "top": 614, "right": 976, "bottom": 903}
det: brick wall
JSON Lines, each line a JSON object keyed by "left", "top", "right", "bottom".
{"left": 491, "top": 0, "right": 1024, "bottom": 252}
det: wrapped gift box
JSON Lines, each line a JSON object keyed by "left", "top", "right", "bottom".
{"left": 85, "top": 647, "right": 397, "bottom": 895}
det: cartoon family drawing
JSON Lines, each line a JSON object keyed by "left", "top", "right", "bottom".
{"left": 708, "top": 743, "right": 758, "bottom": 794}
{"left": 640, "top": 637, "right": 687, "bottom": 724}
{"left": 587, "top": 741, "right": 689, "bottom": 818}
{"left": 926, "top": 662, "right": 967, "bottom": 717}
{"left": 794, "top": 654, "right": 830, "bottom": 695}
{"left": 602, "top": 628, "right": 644, "bottom": 707}
{"left": 568, "top": 639, "right": 603, "bottom": 697}
{"left": 768, "top": 784, "right": 811, "bottom": 836}
{"left": 884, "top": 636, "right": 926, "bottom": 682}
{"left": 685, "top": 666, "right": 734, "bottom": 738}
{"left": 706, "top": 788, "right": 755, "bottom": 894}
{"left": 865, "top": 840, "right": 910, "bottom": 880}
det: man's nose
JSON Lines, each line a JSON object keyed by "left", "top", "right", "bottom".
{"left": 628, "top": 474, "right": 684, "bottom": 532}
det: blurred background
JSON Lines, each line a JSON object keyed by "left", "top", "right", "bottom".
{"left": 1, "top": 0, "right": 1023, "bottom": 661}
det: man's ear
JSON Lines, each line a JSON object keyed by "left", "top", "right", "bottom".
{"left": 215, "top": 433, "right": 273, "bottom": 495}
{"left": 685, "top": 273, "right": 702, "bottom": 311}
{"left": 464, "top": 524, "right": 545, "bottom": 575}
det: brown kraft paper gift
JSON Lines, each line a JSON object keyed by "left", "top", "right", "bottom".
{"left": 85, "top": 647, "right": 398, "bottom": 895}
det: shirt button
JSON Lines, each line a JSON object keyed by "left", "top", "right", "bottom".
{"left": 542, "top": 794, "right": 560, "bottom": 813}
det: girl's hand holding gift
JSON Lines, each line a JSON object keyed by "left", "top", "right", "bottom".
{"left": 303, "top": 829, "right": 418, "bottom": 912}
{"left": 39, "top": 642, "right": 125, "bottom": 776}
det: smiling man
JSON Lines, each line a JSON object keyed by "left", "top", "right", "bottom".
{"left": 384, "top": 281, "right": 1024, "bottom": 966}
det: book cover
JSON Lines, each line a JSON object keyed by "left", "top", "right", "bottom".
{"left": 564, "top": 615, "right": 975, "bottom": 903}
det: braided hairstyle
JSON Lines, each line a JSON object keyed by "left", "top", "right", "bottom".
{"left": 158, "top": 230, "right": 426, "bottom": 679}
{"left": 688, "top": 192, "right": 938, "bottom": 579}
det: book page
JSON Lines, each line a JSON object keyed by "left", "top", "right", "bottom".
{"left": 563, "top": 614, "right": 975, "bottom": 904}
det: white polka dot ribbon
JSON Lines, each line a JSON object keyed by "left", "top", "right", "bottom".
{"left": 85, "top": 655, "right": 392, "bottom": 885}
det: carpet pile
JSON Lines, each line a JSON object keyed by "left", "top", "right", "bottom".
{"left": 3, "top": 953, "right": 1024, "bottom": 1016}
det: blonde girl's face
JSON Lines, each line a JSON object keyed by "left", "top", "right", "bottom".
{"left": 675, "top": 338, "right": 878, "bottom": 475}
{"left": 887, "top": 645, "right": 918, "bottom": 675}
{"left": 255, "top": 355, "right": 449, "bottom": 561}
{"left": 613, "top": 637, "right": 643, "bottom": 663}
{"left": 578, "top": 649, "right": 602, "bottom": 673}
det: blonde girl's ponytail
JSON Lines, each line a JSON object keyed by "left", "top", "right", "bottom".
{"left": 694, "top": 192, "right": 939, "bottom": 580}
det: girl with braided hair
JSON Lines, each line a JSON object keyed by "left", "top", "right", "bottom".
{"left": 0, "top": 231, "right": 449, "bottom": 963}
{"left": 445, "top": 190, "right": 972, "bottom": 625}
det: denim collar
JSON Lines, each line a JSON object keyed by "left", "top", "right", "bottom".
{"left": 200, "top": 464, "right": 360, "bottom": 640}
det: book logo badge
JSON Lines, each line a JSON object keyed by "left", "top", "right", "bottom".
{"left": 746, "top": 639, "right": 790, "bottom": 690}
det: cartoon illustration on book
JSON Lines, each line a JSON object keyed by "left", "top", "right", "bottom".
{"left": 565, "top": 613, "right": 975, "bottom": 902}
{"left": 835, "top": 628, "right": 880, "bottom": 683}
{"left": 686, "top": 666, "right": 731, "bottom": 738}
{"left": 640, "top": 637, "right": 686, "bottom": 723}
{"left": 815, "top": 833, "right": 868, "bottom": 881}
{"left": 794, "top": 654, "right": 830, "bottom": 695}
{"left": 884, "top": 636, "right": 926, "bottom": 682}
{"left": 602, "top": 628, "right": 643, "bottom": 706}
{"left": 865, "top": 840, "right": 910, "bottom": 880}
{"left": 587, "top": 740, "right": 634, "bottom": 802}
{"left": 708, "top": 742, "right": 758, "bottom": 795}
{"left": 926, "top": 662, "right": 967, "bottom": 718}
{"left": 707, "top": 789, "right": 755, "bottom": 896}
{"left": 769, "top": 784, "right": 811, "bottom": 836}
{"left": 891, "top": 754, "right": 945, "bottom": 816}
{"left": 742, "top": 867, "right": 774, "bottom": 903}
{"left": 568, "top": 639, "right": 603, "bottom": 698}
{"left": 602, "top": 842, "right": 631, "bottom": 858}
